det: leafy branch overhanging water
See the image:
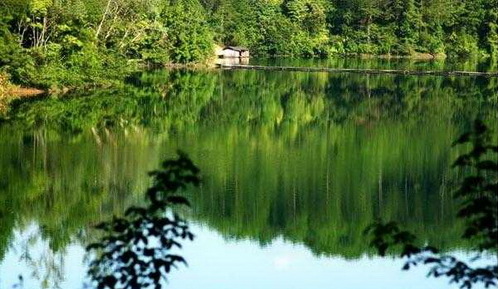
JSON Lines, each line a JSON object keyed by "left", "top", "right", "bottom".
{"left": 86, "top": 152, "right": 200, "bottom": 289}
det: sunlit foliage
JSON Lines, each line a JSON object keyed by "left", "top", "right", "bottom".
{"left": 1, "top": 0, "right": 497, "bottom": 88}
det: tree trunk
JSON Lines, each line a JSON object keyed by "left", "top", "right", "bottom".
{"left": 96, "top": 0, "right": 113, "bottom": 39}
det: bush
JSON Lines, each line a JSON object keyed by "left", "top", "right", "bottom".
{"left": 162, "top": 0, "right": 214, "bottom": 63}
{"left": 446, "top": 32, "right": 479, "bottom": 58}
{"left": 0, "top": 17, "right": 35, "bottom": 85}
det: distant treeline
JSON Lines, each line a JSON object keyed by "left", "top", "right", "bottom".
{"left": 0, "top": 0, "right": 498, "bottom": 87}
{"left": 0, "top": 0, "right": 497, "bottom": 87}
{"left": 205, "top": 0, "right": 498, "bottom": 58}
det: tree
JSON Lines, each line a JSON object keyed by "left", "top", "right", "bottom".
{"left": 161, "top": 0, "right": 214, "bottom": 63}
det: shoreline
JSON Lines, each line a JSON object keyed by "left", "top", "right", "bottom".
{"left": 0, "top": 87, "right": 46, "bottom": 100}
{"left": 1, "top": 54, "right": 495, "bottom": 102}
{"left": 0, "top": 87, "right": 45, "bottom": 115}
{"left": 8, "top": 87, "right": 46, "bottom": 97}
{"left": 217, "top": 64, "right": 498, "bottom": 77}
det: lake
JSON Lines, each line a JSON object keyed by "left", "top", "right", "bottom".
{"left": 0, "top": 58, "right": 497, "bottom": 288}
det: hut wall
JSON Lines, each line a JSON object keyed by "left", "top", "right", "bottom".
{"left": 221, "top": 49, "right": 241, "bottom": 58}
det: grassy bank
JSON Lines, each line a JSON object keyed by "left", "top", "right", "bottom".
{"left": 0, "top": 72, "right": 46, "bottom": 116}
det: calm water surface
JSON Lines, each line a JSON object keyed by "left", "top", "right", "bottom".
{"left": 0, "top": 59, "right": 497, "bottom": 288}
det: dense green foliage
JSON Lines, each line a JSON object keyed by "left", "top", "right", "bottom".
{"left": 205, "top": 0, "right": 498, "bottom": 58}
{"left": 0, "top": 0, "right": 214, "bottom": 88}
{"left": 1, "top": 0, "right": 497, "bottom": 87}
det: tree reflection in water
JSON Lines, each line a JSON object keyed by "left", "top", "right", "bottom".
{"left": 86, "top": 152, "right": 200, "bottom": 289}
{"left": 0, "top": 66, "right": 497, "bottom": 288}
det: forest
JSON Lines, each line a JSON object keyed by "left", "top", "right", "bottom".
{"left": 1, "top": 0, "right": 497, "bottom": 88}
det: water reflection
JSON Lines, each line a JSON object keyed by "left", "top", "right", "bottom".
{"left": 250, "top": 57, "right": 498, "bottom": 72}
{"left": 1, "top": 224, "right": 490, "bottom": 289}
{"left": 0, "top": 67, "right": 496, "bottom": 288}
{"left": 168, "top": 225, "right": 490, "bottom": 289}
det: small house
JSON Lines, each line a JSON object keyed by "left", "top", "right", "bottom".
{"left": 217, "top": 46, "right": 250, "bottom": 59}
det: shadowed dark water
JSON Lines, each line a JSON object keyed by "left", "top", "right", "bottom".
{"left": 0, "top": 59, "right": 497, "bottom": 288}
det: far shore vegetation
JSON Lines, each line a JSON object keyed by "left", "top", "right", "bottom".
{"left": 1, "top": 0, "right": 497, "bottom": 93}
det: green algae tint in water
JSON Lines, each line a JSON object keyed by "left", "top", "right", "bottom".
{"left": 0, "top": 64, "right": 497, "bottom": 288}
